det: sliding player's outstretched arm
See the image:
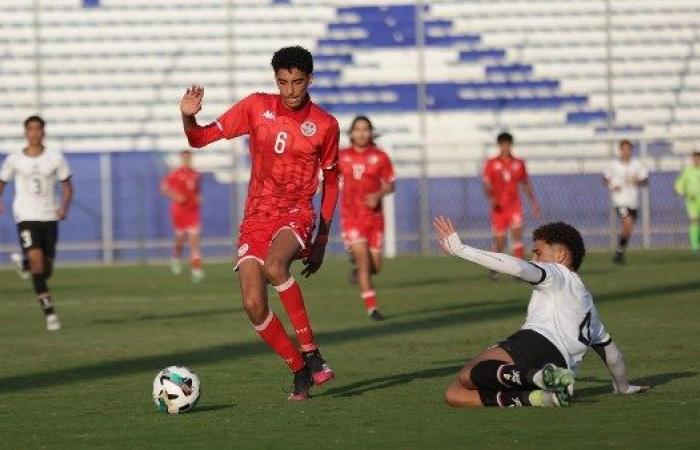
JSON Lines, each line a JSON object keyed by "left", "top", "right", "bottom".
{"left": 592, "top": 340, "right": 650, "bottom": 394}
{"left": 433, "top": 216, "right": 544, "bottom": 283}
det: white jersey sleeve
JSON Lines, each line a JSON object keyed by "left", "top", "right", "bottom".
{"left": 0, "top": 154, "right": 16, "bottom": 183}
{"left": 56, "top": 152, "right": 72, "bottom": 181}
{"left": 634, "top": 160, "right": 649, "bottom": 182}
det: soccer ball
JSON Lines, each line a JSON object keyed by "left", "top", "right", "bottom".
{"left": 152, "top": 365, "right": 201, "bottom": 414}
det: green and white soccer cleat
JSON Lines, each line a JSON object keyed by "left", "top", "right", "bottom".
{"left": 170, "top": 258, "right": 183, "bottom": 275}
{"left": 529, "top": 389, "right": 571, "bottom": 407}
{"left": 539, "top": 363, "right": 574, "bottom": 393}
{"left": 191, "top": 268, "right": 205, "bottom": 284}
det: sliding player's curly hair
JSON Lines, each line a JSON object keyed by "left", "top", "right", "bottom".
{"left": 271, "top": 46, "right": 313, "bottom": 75}
{"left": 532, "top": 222, "right": 586, "bottom": 271}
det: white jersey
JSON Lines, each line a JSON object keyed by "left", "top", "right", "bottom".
{"left": 522, "top": 262, "right": 610, "bottom": 371}
{"left": 604, "top": 159, "right": 648, "bottom": 209}
{"left": 0, "top": 148, "right": 71, "bottom": 223}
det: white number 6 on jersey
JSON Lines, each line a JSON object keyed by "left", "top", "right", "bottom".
{"left": 274, "top": 131, "right": 288, "bottom": 155}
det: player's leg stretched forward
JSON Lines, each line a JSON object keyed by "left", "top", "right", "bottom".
{"left": 351, "top": 241, "right": 383, "bottom": 321}
{"left": 444, "top": 346, "right": 573, "bottom": 408}
{"left": 265, "top": 229, "right": 334, "bottom": 386}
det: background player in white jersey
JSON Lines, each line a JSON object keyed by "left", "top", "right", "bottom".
{"left": 434, "top": 216, "right": 648, "bottom": 407}
{"left": 0, "top": 116, "right": 73, "bottom": 331}
{"left": 604, "top": 139, "right": 649, "bottom": 265}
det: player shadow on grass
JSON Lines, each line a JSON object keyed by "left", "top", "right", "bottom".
{"left": 319, "top": 364, "right": 464, "bottom": 398}
{"left": 3, "top": 278, "right": 700, "bottom": 394}
{"left": 90, "top": 306, "right": 244, "bottom": 325}
{"left": 574, "top": 371, "right": 697, "bottom": 400}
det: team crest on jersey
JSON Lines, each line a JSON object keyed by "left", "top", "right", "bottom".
{"left": 262, "top": 110, "right": 275, "bottom": 121}
{"left": 300, "top": 121, "right": 317, "bottom": 137}
{"left": 238, "top": 243, "right": 249, "bottom": 257}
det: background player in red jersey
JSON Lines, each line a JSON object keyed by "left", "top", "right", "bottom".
{"left": 179, "top": 46, "right": 340, "bottom": 401}
{"left": 160, "top": 149, "right": 204, "bottom": 283}
{"left": 339, "top": 116, "right": 395, "bottom": 321}
{"left": 482, "top": 132, "right": 541, "bottom": 275}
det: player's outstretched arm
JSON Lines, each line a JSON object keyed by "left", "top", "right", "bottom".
{"left": 433, "top": 216, "right": 544, "bottom": 283}
{"left": 592, "top": 341, "right": 650, "bottom": 395}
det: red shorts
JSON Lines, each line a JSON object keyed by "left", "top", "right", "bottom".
{"left": 341, "top": 216, "right": 384, "bottom": 252}
{"left": 172, "top": 209, "right": 201, "bottom": 234}
{"left": 491, "top": 203, "right": 523, "bottom": 235}
{"left": 234, "top": 210, "right": 315, "bottom": 271}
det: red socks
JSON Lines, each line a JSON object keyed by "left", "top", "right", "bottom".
{"left": 191, "top": 257, "right": 202, "bottom": 270}
{"left": 274, "top": 277, "right": 317, "bottom": 353}
{"left": 512, "top": 241, "right": 525, "bottom": 258}
{"left": 362, "top": 290, "right": 378, "bottom": 313}
{"left": 254, "top": 311, "right": 304, "bottom": 372}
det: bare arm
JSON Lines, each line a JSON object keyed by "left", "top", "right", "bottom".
{"left": 433, "top": 216, "right": 545, "bottom": 283}
{"left": 0, "top": 181, "right": 5, "bottom": 215}
{"left": 159, "top": 181, "right": 183, "bottom": 203}
{"left": 57, "top": 178, "right": 73, "bottom": 220}
{"left": 592, "top": 341, "right": 650, "bottom": 394}
{"left": 521, "top": 178, "right": 541, "bottom": 218}
{"left": 365, "top": 180, "right": 395, "bottom": 209}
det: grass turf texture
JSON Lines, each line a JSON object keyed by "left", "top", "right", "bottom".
{"left": 0, "top": 250, "right": 698, "bottom": 449}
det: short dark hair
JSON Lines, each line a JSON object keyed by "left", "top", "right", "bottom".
{"left": 532, "top": 222, "right": 586, "bottom": 271}
{"left": 692, "top": 150, "right": 700, "bottom": 157}
{"left": 497, "top": 132, "right": 513, "bottom": 144}
{"left": 619, "top": 139, "right": 633, "bottom": 149}
{"left": 271, "top": 46, "right": 313, "bottom": 75}
{"left": 24, "top": 115, "right": 45, "bottom": 129}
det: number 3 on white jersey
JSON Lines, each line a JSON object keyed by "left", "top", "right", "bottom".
{"left": 20, "top": 230, "right": 33, "bottom": 248}
{"left": 273, "top": 131, "right": 288, "bottom": 154}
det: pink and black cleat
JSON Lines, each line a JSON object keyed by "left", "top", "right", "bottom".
{"left": 288, "top": 365, "right": 313, "bottom": 401}
{"left": 303, "top": 349, "right": 335, "bottom": 385}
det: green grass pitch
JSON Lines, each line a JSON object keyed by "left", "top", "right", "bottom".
{"left": 0, "top": 250, "right": 698, "bottom": 449}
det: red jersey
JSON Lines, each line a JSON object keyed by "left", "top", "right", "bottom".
{"left": 339, "top": 146, "right": 395, "bottom": 220}
{"left": 164, "top": 166, "right": 200, "bottom": 213}
{"left": 215, "top": 93, "right": 339, "bottom": 220}
{"left": 483, "top": 156, "right": 528, "bottom": 208}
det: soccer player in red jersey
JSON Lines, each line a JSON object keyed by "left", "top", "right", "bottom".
{"left": 482, "top": 132, "right": 541, "bottom": 273}
{"left": 160, "top": 149, "right": 204, "bottom": 283}
{"left": 339, "top": 116, "right": 395, "bottom": 321}
{"left": 179, "top": 46, "right": 339, "bottom": 401}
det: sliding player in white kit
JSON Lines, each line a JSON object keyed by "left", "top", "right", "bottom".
{"left": 0, "top": 116, "right": 73, "bottom": 331}
{"left": 434, "top": 216, "right": 649, "bottom": 407}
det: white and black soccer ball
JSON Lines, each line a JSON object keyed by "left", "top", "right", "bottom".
{"left": 152, "top": 365, "right": 201, "bottom": 414}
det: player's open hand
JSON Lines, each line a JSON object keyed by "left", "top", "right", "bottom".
{"left": 433, "top": 216, "right": 457, "bottom": 254}
{"left": 301, "top": 240, "right": 326, "bottom": 278}
{"left": 180, "top": 85, "right": 204, "bottom": 117}
{"left": 531, "top": 202, "right": 542, "bottom": 219}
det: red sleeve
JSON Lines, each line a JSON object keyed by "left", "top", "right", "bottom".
{"left": 320, "top": 118, "right": 340, "bottom": 171}
{"left": 319, "top": 119, "right": 340, "bottom": 232}
{"left": 185, "top": 94, "right": 255, "bottom": 148}
{"left": 519, "top": 159, "right": 529, "bottom": 182}
{"left": 162, "top": 171, "right": 175, "bottom": 189}
{"left": 379, "top": 151, "right": 395, "bottom": 183}
{"left": 482, "top": 160, "right": 493, "bottom": 183}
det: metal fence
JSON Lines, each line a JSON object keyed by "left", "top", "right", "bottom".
{"left": 0, "top": 135, "right": 695, "bottom": 265}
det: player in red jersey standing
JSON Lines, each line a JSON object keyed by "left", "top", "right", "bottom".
{"left": 482, "top": 132, "right": 540, "bottom": 276}
{"left": 160, "top": 149, "right": 204, "bottom": 283}
{"left": 339, "top": 116, "right": 395, "bottom": 321}
{"left": 180, "top": 46, "right": 339, "bottom": 401}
